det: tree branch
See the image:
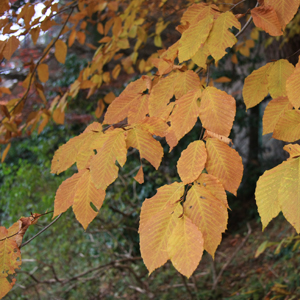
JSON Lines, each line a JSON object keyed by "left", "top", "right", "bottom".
{"left": 20, "top": 214, "right": 62, "bottom": 249}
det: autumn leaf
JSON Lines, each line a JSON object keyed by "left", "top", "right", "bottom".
{"left": 251, "top": 6, "right": 282, "bottom": 36}
{"left": 134, "top": 166, "right": 144, "bottom": 184}
{"left": 37, "top": 64, "right": 49, "bottom": 83}
{"left": 264, "top": 0, "right": 300, "bottom": 28}
{"left": 199, "top": 87, "right": 236, "bottom": 137}
{"left": 173, "top": 70, "right": 201, "bottom": 99}
{"left": 55, "top": 40, "right": 67, "bottom": 64}
{"left": 206, "top": 11, "right": 241, "bottom": 62}
{"left": 2, "top": 36, "right": 20, "bottom": 61}
{"left": 243, "top": 63, "right": 272, "bottom": 109}
{"left": 177, "top": 140, "right": 207, "bottom": 184}
{"left": 286, "top": 59, "right": 300, "bottom": 109}
{"left": 126, "top": 126, "right": 163, "bottom": 169}
{"left": 262, "top": 97, "right": 291, "bottom": 135}
{"left": 168, "top": 216, "right": 204, "bottom": 278}
{"left": 267, "top": 59, "right": 294, "bottom": 99}
{"left": 178, "top": 14, "right": 213, "bottom": 63}
{"left": 184, "top": 184, "right": 228, "bottom": 257}
{"left": 205, "top": 138, "right": 243, "bottom": 195}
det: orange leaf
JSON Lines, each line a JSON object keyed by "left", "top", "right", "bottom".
{"left": 174, "top": 70, "right": 201, "bottom": 99}
{"left": 178, "top": 14, "right": 213, "bottom": 63}
{"left": 264, "top": 0, "right": 299, "bottom": 28}
{"left": 168, "top": 216, "right": 204, "bottom": 278}
{"left": 177, "top": 140, "right": 207, "bottom": 184}
{"left": 140, "top": 202, "right": 182, "bottom": 274}
{"left": 104, "top": 78, "right": 147, "bottom": 124}
{"left": 273, "top": 110, "right": 300, "bottom": 142}
{"left": 55, "top": 40, "right": 67, "bottom": 64}
{"left": 127, "top": 94, "right": 149, "bottom": 124}
{"left": 170, "top": 89, "right": 202, "bottom": 143}
{"left": 283, "top": 144, "right": 300, "bottom": 159}
{"left": 1, "top": 143, "right": 11, "bottom": 163}
{"left": 90, "top": 129, "right": 127, "bottom": 189}
{"left": 37, "top": 64, "right": 49, "bottom": 83}
{"left": 199, "top": 87, "right": 236, "bottom": 137}
{"left": 30, "top": 27, "right": 40, "bottom": 45}
{"left": 126, "top": 126, "right": 163, "bottom": 169}
{"left": 184, "top": 184, "right": 228, "bottom": 257}
{"left": 196, "top": 173, "right": 229, "bottom": 208}
{"left": 205, "top": 138, "right": 243, "bottom": 195}
{"left": 243, "top": 63, "right": 272, "bottom": 109}
{"left": 134, "top": 166, "right": 144, "bottom": 184}
{"left": 262, "top": 97, "right": 291, "bottom": 135}
{"left": 2, "top": 36, "right": 20, "bottom": 61}
{"left": 68, "top": 29, "right": 76, "bottom": 47}
{"left": 251, "top": 6, "right": 282, "bottom": 36}
{"left": 267, "top": 59, "right": 294, "bottom": 99}
{"left": 286, "top": 59, "right": 300, "bottom": 109}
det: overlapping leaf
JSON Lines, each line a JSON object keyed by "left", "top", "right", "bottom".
{"left": 273, "top": 110, "right": 300, "bottom": 142}
{"left": 206, "top": 11, "right": 241, "bottom": 62}
{"left": 178, "top": 14, "right": 214, "bottom": 63}
{"left": 286, "top": 59, "right": 300, "bottom": 109}
{"left": 199, "top": 87, "right": 236, "bottom": 137}
{"left": 243, "top": 63, "right": 272, "bottom": 109}
{"left": 256, "top": 145, "right": 300, "bottom": 233}
{"left": 51, "top": 122, "right": 102, "bottom": 174}
{"left": 177, "top": 140, "right": 207, "bottom": 184}
{"left": 264, "top": 0, "right": 300, "bottom": 28}
{"left": 104, "top": 77, "right": 148, "bottom": 124}
{"left": 91, "top": 128, "right": 127, "bottom": 189}
{"left": 168, "top": 216, "right": 204, "bottom": 278}
{"left": 267, "top": 59, "right": 294, "bottom": 99}
{"left": 126, "top": 126, "right": 163, "bottom": 169}
{"left": 140, "top": 202, "right": 182, "bottom": 274}
{"left": 53, "top": 169, "right": 105, "bottom": 229}
{"left": 169, "top": 89, "right": 202, "bottom": 144}
{"left": 184, "top": 184, "right": 228, "bottom": 257}
{"left": 263, "top": 97, "right": 291, "bottom": 135}
{"left": 251, "top": 6, "right": 282, "bottom": 36}
{"left": 205, "top": 138, "right": 243, "bottom": 195}
{"left": 173, "top": 70, "right": 201, "bottom": 99}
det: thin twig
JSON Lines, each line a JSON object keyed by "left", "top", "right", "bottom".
{"left": 20, "top": 214, "right": 62, "bottom": 249}
{"left": 212, "top": 222, "right": 252, "bottom": 290}
{"left": 229, "top": 0, "right": 247, "bottom": 11}
{"left": 0, "top": 6, "right": 75, "bottom": 125}
{"left": 235, "top": 2, "right": 259, "bottom": 38}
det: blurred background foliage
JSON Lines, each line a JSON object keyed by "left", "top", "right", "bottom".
{"left": 1, "top": 0, "right": 300, "bottom": 299}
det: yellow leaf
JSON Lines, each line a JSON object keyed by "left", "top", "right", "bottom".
{"left": 139, "top": 182, "right": 185, "bottom": 233}
{"left": 191, "top": 43, "right": 210, "bottom": 68}
{"left": 273, "top": 110, "right": 300, "bottom": 142}
{"left": 243, "top": 63, "right": 272, "bottom": 109}
{"left": 90, "top": 129, "right": 127, "bottom": 189}
{"left": 251, "top": 6, "right": 282, "bottom": 36}
{"left": 256, "top": 156, "right": 300, "bottom": 233}
{"left": 104, "top": 78, "right": 147, "bottom": 124}
{"left": 149, "top": 72, "right": 177, "bottom": 118}
{"left": 73, "top": 169, "right": 105, "bottom": 229}
{"left": 205, "top": 138, "right": 243, "bottom": 195}
{"left": 134, "top": 166, "right": 144, "bottom": 184}
{"left": 283, "top": 144, "right": 300, "bottom": 159}
{"left": 52, "top": 108, "right": 65, "bottom": 125}
{"left": 104, "top": 92, "right": 115, "bottom": 104}
{"left": 51, "top": 122, "right": 102, "bottom": 174}
{"left": 177, "top": 140, "right": 207, "bottom": 184}
{"left": 2, "top": 36, "right": 20, "bottom": 61}
{"left": 214, "top": 76, "right": 232, "bottom": 83}
{"left": 286, "top": 59, "right": 300, "bottom": 109}
{"left": 184, "top": 184, "right": 228, "bottom": 257}
{"left": 37, "top": 64, "right": 49, "bottom": 83}
{"left": 95, "top": 99, "right": 105, "bottom": 118}
{"left": 30, "top": 27, "right": 40, "bottom": 45}
{"left": 174, "top": 70, "right": 201, "bottom": 99}
{"left": 68, "top": 29, "right": 76, "bottom": 47}
{"left": 126, "top": 126, "right": 163, "bottom": 169}
{"left": 138, "top": 116, "right": 169, "bottom": 137}
{"left": 112, "top": 64, "right": 121, "bottom": 79}
{"left": 200, "top": 87, "right": 236, "bottom": 137}
{"left": 267, "top": 59, "right": 294, "bottom": 98}
{"left": 178, "top": 14, "right": 213, "bottom": 63}
{"left": 169, "top": 89, "right": 201, "bottom": 144}
{"left": 127, "top": 94, "right": 149, "bottom": 124}
{"left": 55, "top": 40, "right": 67, "bottom": 64}
{"left": 140, "top": 203, "right": 182, "bottom": 274}
{"left": 262, "top": 97, "right": 291, "bottom": 135}
{"left": 168, "top": 216, "right": 204, "bottom": 278}
{"left": 264, "top": 0, "right": 299, "bottom": 28}
{"left": 196, "top": 173, "right": 229, "bottom": 209}
{"left": 206, "top": 11, "right": 241, "bottom": 62}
